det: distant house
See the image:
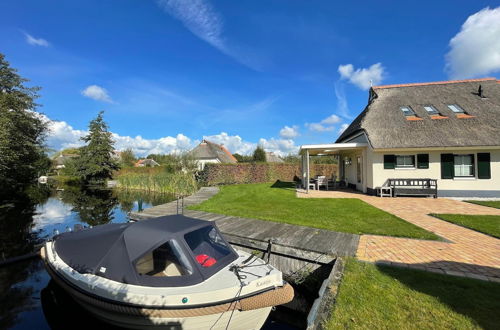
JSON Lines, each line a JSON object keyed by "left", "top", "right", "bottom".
{"left": 265, "top": 152, "right": 284, "bottom": 163}
{"left": 189, "top": 139, "right": 237, "bottom": 170}
{"left": 135, "top": 159, "right": 160, "bottom": 167}
{"left": 54, "top": 154, "right": 79, "bottom": 169}
{"left": 300, "top": 78, "right": 500, "bottom": 197}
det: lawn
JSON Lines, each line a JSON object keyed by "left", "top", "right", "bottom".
{"left": 466, "top": 200, "right": 500, "bottom": 209}
{"left": 190, "top": 182, "right": 438, "bottom": 239}
{"left": 431, "top": 214, "right": 500, "bottom": 238}
{"left": 327, "top": 259, "right": 500, "bottom": 330}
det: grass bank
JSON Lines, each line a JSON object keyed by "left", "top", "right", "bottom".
{"left": 466, "top": 200, "right": 500, "bottom": 209}
{"left": 327, "top": 259, "right": 500, "bottom": 329}
{"left": 189, "top": 182, "right": 438, "bottom": 239}
{"left": 432, "top": 214, "right": 500, "bottom": 238}
{"left": 115, "top": 166, "right": 198, "bottom": 196}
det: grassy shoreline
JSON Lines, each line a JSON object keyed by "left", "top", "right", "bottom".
{"left": 327, "top": 259, "right": 500, "bottom": 329}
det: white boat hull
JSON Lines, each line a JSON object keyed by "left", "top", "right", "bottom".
{"left": 82, "top": 300, "right": 272, "bottom": 330}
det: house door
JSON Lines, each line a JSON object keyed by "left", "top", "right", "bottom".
{"left": 356, "top": 156, "right": 362, "bottom": 184}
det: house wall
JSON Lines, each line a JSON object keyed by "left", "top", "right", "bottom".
{"left": 369, "top": 149, "right": 500, "bottom": 197}
{"left": 196, "top": 158, "right": 220, "bottom": 170}
{"left": 339, "top": 150, "right": 367, "bottom": 192}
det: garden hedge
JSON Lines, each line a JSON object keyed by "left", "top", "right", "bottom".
{"left": 198, "top": 163, "right": 338, "bottom": 185}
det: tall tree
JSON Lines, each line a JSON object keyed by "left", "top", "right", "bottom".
{"left": 0, "top": 53, "right": 48, "bottom": 194}
{"left": 252, "top": 146, "right": 267, "bottom": 162}
{"left": 77, "top": 111, "right": 118, "bottom": 184}
{"left": 120, "top": 148, "right": 136, "bottom": 168}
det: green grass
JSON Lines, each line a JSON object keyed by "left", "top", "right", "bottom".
{"left": 327, "top": 259, "right": 500, "bottom": 330}
{"left": 432, "top": 214, "right": 500, "bottom": 238}
{"left": 466, "top": 200, "right": 500, "bottom": 209}
{"left": 190, "top": 182, "right": 438, "bottom": 239}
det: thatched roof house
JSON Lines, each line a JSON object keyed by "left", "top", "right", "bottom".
{"left": 189, "top": 139, "right": 237, "bottom": 170}
{"left": 265, "top": 152, "right": 284, "bottom": 163}
{"left": 300, "top": 78, "right": 500, "bottom": 197}
{"left": 337, "top": 78, "right": 500, "bottom": 148}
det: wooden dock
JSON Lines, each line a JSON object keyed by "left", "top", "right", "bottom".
{"left": 129, "top": 187, "right": 359, "bottom": 273}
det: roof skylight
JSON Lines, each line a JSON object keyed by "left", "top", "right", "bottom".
{"left": 423, "top": 105, "right": 439, "bottom": 115}
{"left": 400, "top": 106, "right": 415, "bottom": 116}
{"left": 447, "top": 104, "right": 465, "bottom": 113}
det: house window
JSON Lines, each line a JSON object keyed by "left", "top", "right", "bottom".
{"left": 423, "top": 105, "right": 439, "bottom": 115}
{"left": 447, "top": 104, "right": 465, "bottom": 113}
{"left": 400, "top": 106, "right": 415, "bottom": 116}
{"left": 454, "top": 154, "right": 474, "bottom": 177}
{"left": 395, "top": 155, "right": 415, "bottom": 168}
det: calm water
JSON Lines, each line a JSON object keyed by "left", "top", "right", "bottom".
{"left": 0, "top": 186, "right": 175, "bottom": 329}
{"left": 0, "top": 186, "right": 299, "bottom": 329}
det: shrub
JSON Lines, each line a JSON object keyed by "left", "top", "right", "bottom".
{"left": 199, "top": 163, "right": 338, "bottom": 185}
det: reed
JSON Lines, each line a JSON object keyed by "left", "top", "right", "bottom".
{"left": 115, "top": 168, "right": 198, "bottom": 196}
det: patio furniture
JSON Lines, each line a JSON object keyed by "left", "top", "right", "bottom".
{"left": 327, "top": 175, "right": 337, "bottom": 190}
{"left": 387, "top": 178, "right": 438, "bottom": 198}
{"left": 316, "top": 176, "right": 329, "bottom": 190}
{"left": 376, "top": 186, "right": 392, "bottom": 197}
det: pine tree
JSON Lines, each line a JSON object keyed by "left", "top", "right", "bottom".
{"left": 77, "top": 111, "right": 119, "bottom": 184}
{"left": 0, "top": 53, "right": 48, "bottom": 194}
{"left": 252, "top": 146, "right": 267, "bottom": 162}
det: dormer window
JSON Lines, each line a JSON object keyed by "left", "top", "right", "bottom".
{"left": 447, "top": 104, "right": 465, "bottom": 114}
{"left": 400, "top": 106, "right": 415, "bottom": 116}
{"left": 423, "top": 105, "right": 439, "bottom": 115}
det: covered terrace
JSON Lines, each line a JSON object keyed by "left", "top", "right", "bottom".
{"left": 299, "top": 143, "right": 368, "bottom": 193}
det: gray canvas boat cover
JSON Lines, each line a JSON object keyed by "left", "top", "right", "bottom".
{"left": 53, "top": 215, "right": 238, "bottom": 287}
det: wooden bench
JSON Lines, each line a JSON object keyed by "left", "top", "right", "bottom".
{"left": 387, "top": 178, "right": 438, "bottom": 198}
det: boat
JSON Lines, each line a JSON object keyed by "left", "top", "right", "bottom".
{"left": 40, "top": 215, "right": 294, "bottom": 329}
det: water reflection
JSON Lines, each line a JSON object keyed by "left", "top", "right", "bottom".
{"left": 0, "top": 186, "right": 175, "bottom": 329}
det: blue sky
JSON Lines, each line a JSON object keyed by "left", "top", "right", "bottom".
{"left": 1, "top": 1, "right": 500, "bottom": 156}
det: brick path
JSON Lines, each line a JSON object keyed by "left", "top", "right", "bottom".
{"left": 297, "top": 189, "right": 500, "bottom": 282}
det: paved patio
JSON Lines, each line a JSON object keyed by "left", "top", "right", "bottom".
{"left": 297, "top": 189, "right": 500, "bottom": 282}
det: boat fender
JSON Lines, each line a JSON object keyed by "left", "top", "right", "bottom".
{"left": 195, "top": 254, "right": 217, "bottom": 267}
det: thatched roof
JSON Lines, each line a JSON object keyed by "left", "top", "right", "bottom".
{"left": 265, "top": 152, "right": 284, "bottom": 163}
{"left": 189, "top": 140, "right": 237, "bottom": 163}
{"left": 336, "top": 78, "right": 500, "bottom": 149}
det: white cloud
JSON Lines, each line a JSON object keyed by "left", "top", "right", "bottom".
{"left": 334, "top": 81, "right": 350, "bottom": 118}
{"left": 259, "top": 138, "right": 298, "bottom": 156}
{"left": 24, "top": 32, "right": 49, "bottom": 47}
{"left": 279, "top": 125, "right": 299, "bottom": 139}
{"left": 338, "top": 63, "right": 385, "bottom": 90}
{"left": 305, "top": 123, "right": 334, "bottom": 132}
{"left": 321, "top": 114, "right": 341, "bottom": 125}
{"left": 306, "top": 114, "right": 343, "bottom": 132}
{"left": 202, "top": 132, "right": 255, "bottom": 155}
{"left": 156, "top": 0, "right": 262, "bottom": 70}
{"left": 445, "top": 7, "right": 500, "bottom": 79}
{"left": 43, "top": 114, "right": 298, "bottom": 157}
{"left": 338, "top": 123, "right": 349, "bottom": 135}
{"left": 81, "top": 85, "right": 113, "bottom": 103}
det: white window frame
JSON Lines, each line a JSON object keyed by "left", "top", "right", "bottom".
{"left": 395, "top": 155, "right": 416, "bottom": 169}
{"left": 453, "top": 154, "right": 475, "bottom": 178}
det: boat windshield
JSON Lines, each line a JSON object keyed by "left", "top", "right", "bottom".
{"left": 184, "top": 226, "right": 232, "bottom": 268}
{"left": 135, "top": 240, "right": 193, "bottom": 277}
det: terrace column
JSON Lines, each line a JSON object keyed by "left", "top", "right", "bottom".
{"left": 306, "top": 150, "right": 310, "bottom": 193}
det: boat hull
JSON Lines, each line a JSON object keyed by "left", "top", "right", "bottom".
{"left": 42, "top": 246, "right": 293, "bottom": 329}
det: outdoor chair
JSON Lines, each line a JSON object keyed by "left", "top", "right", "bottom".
{"left": 328, "top": 175, "right": 337, "bottom": 190}
{"left": 316, "top": 176, "right": 328, "bottom": 190}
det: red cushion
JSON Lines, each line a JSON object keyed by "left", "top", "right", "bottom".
{"left": 195, "top": 254, "right": 217, "bottom": 267}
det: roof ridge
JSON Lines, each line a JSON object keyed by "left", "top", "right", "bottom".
{"left": 373, "top": 77, "right": 497, "bottom": 89}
